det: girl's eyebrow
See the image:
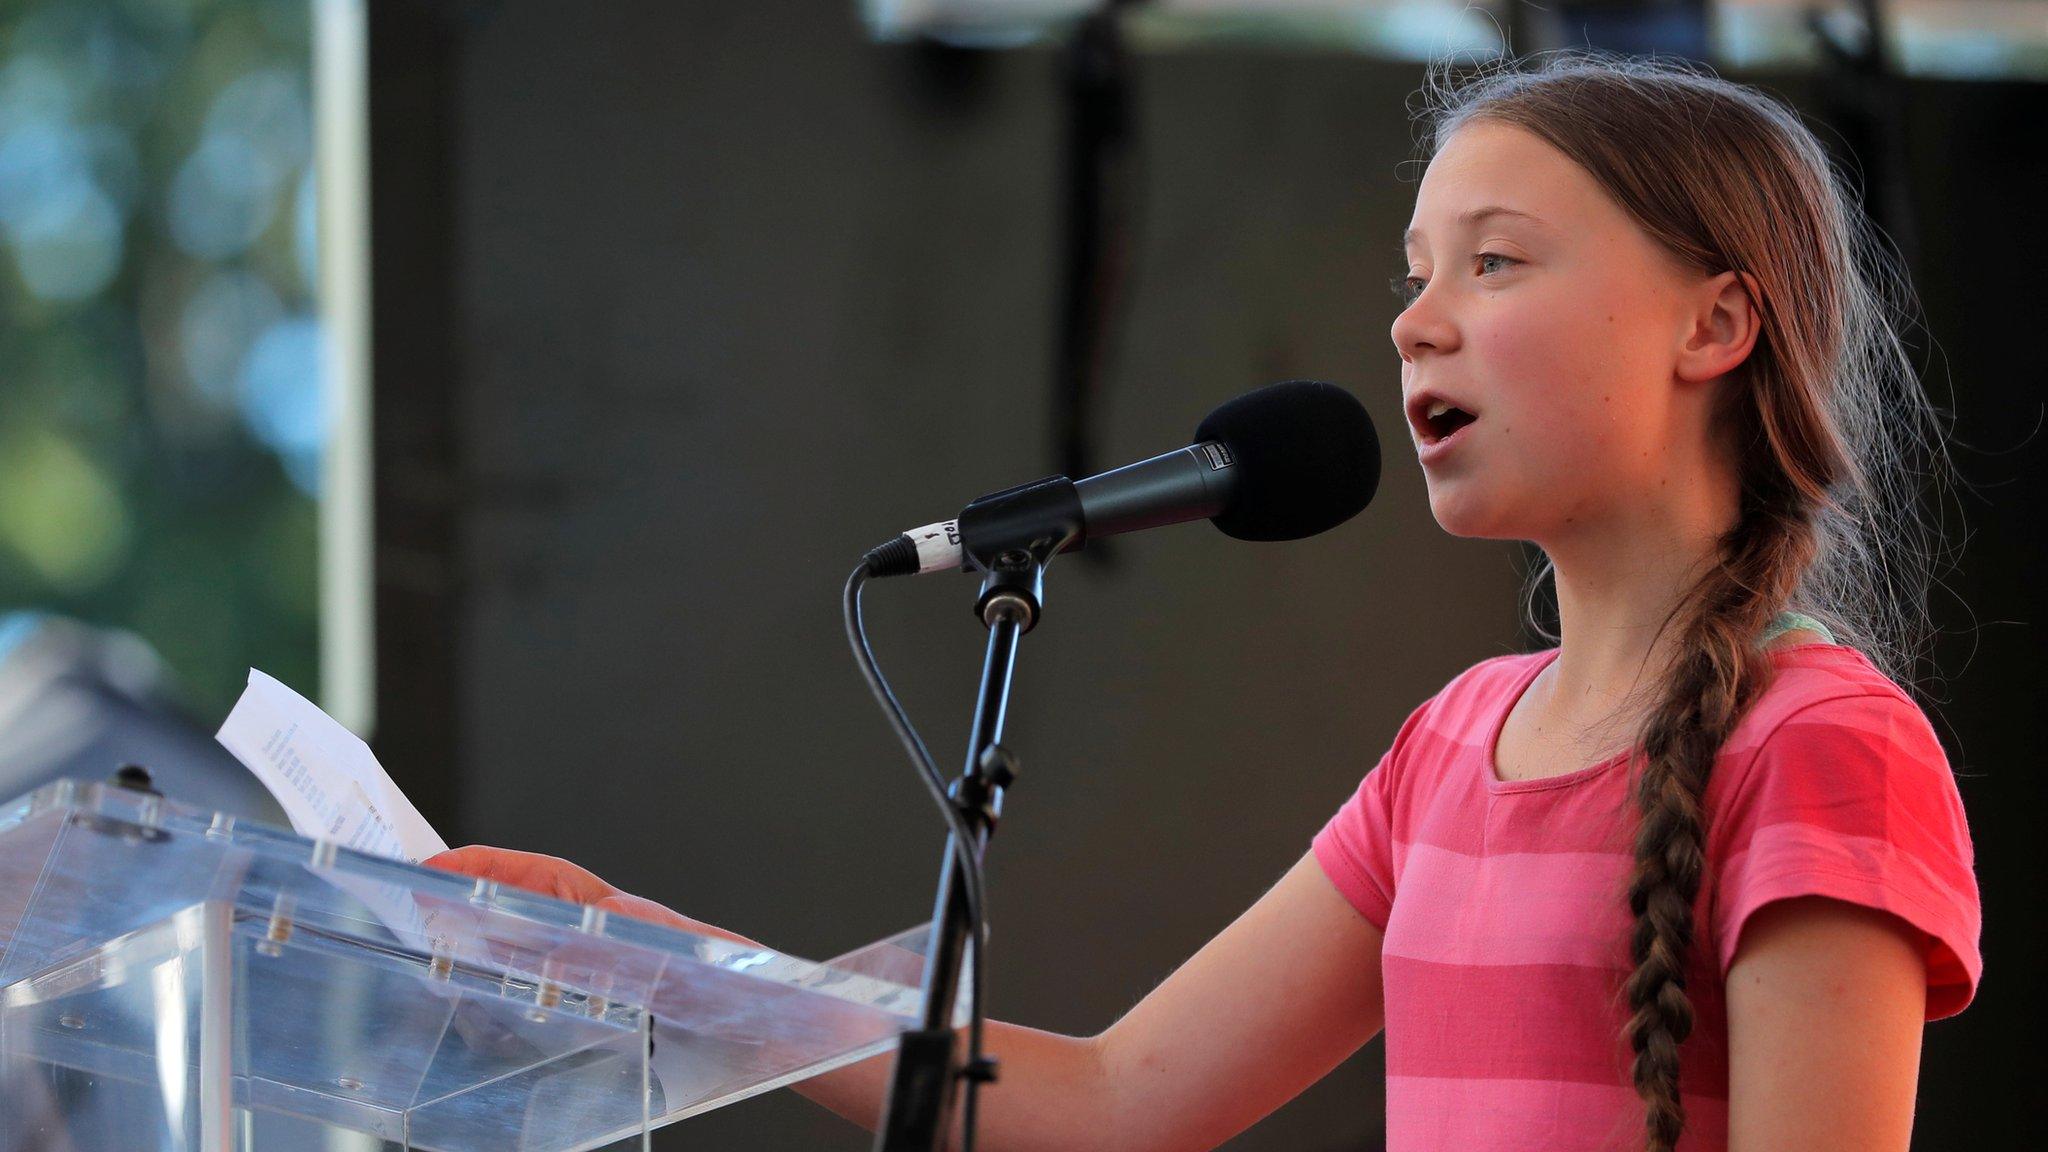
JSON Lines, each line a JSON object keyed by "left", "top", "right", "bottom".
{"left": 1403, "top": 205, "right": 1551, "bottom": 249}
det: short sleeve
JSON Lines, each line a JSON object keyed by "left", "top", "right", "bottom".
{"left": 1312, "top": 693, "right": 1435, "bottom": 933}
{"left": 1711, "top": 691, "right": 1982, "bottom": 1020}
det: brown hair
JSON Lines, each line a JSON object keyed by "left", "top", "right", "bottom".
{"left": 1408, "top": 50, "right": 1960, "bottom": 1150}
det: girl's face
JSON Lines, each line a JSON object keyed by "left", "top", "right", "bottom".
{"left": 1393, "top": 119, "right": 1736, "bottom": 547}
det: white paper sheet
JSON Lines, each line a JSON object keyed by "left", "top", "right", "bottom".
{"left": 215, "top": 669, "right": 475, "bottom": 958}
{"left": 216, "top": 668, "right": 448, "bottom": 862}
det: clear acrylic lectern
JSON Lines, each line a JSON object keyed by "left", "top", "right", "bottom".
{"left": 0, "top": 779, "right": 966, "bottom": 1151}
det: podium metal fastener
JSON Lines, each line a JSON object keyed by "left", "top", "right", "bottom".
{"left": 111, "top": 764, "right": 161, "bottom": 796}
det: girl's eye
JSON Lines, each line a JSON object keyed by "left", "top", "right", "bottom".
{"left": 1475, "top": 251, "right": 1518, "bottom": 276}
{"left": 1389, "top": 253, "right": 1518, "bottom": 310}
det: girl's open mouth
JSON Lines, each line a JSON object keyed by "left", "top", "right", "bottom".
{"left": 1420, "top": 404, "right": 1478, "bottom": 444}
{"left": 1417, "top": 405, "right": 1478, "bottom": 463}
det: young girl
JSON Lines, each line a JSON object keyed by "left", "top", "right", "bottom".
{"left": 428, "top": 51, "right": 1982, "bottom": 1152}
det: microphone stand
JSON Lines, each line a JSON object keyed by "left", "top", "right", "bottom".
{"left": 875, "top": 479, "right": 1081, "bottom": 1152}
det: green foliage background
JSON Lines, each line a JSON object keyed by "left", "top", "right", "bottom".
{"left": 0, "top": 0, "right": 322, "bottom": 720}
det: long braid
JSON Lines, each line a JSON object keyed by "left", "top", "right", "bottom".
{"left": 1620, "top": 511, "right": 1813, "bottom": 1147}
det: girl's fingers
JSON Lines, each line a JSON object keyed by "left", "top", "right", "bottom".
{"left": 420, "top": 847, "right": 762, "bottom": 949}
{"left": 421, "top": 844, "right": 619, "bottom": 905}
{"left": 595, "top": 891, "right": 763, "bottom": 949}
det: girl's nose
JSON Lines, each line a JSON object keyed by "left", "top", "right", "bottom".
{"left": 1391, "top": 287, "right": 1458, "bottom": 362}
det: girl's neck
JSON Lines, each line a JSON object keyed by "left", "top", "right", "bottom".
{"left": 1540, "top": 501, "right": 1738, "bottom": 736}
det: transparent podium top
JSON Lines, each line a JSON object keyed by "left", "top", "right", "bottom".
{"left": 0, "top": 779, "right": 962, "bottom": 1152}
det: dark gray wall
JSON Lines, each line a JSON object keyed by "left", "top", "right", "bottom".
{"left": 369, "top": 3, "right": 2039, "bottom": 1148}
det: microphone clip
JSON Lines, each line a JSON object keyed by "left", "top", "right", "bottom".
{"left": 960, "top": 477, "right": 1079, "bottom": 632}
{"left": 957, "top": 475, "right": 1084, "bottom": 573}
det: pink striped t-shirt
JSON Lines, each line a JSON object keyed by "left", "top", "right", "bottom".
{"left": 1311, "top": 642, "right": 1982, "bottom": 1152}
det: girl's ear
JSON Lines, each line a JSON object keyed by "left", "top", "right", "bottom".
{"left": 1675, "top": 269, "right": 1763, "bottom": 384}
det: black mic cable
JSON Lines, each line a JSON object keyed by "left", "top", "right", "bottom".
{"left": 843, "top": 561, "right": 992, "bottom": 1150}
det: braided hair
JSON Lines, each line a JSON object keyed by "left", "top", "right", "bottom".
{"left": 1408, "top": 51, "right": 1959, "bottom": 1150}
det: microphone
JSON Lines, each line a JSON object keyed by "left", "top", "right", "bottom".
{"left": 863, "top": 380, "right": 1380, "bottom": 577}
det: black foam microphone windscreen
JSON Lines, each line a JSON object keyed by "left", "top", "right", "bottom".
{"left": 1195, "top": 380, "right": 1381, "bottom": 541}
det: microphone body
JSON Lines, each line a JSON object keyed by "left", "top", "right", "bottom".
{"left": 874, "top": 443, "right": 1237, "bottom": 577}
{"left": 864, "top": 380, "right": 1378, "bottom": 578}
{"left": 1079, "top": 441, "right": 1238, "bottom": 537}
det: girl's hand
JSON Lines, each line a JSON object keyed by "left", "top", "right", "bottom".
{"left": 423, "top": 844, "right": 762, "bottom": 948}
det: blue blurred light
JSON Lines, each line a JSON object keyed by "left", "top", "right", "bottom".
{"left": 167, "top": 133, "right": 282, "bottom": 260}
{"left": 203, "top": 68, "right": 310, "bottom": 172}
{"left": 0, "top": 119, "right": 92, "bottom": 229}
{"left": 180, "top": 269, "right": 285, "bottom": 405}
{"left": 235, "top": 316, "right": 328, "bottom": 496}
{"left": 7, "top": 179, "right": 122, "bottom": 300}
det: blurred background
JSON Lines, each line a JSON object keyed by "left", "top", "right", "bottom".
{"left": 0, "top": 0, "right": 2040, "bottom": 1147}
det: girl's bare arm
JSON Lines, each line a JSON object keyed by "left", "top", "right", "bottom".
{"left": 1725, "top": 894, "right": 1927, "bottom": 1151}
{"left": 772, "top": 851, "right": 1388, "bottom": 1151}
